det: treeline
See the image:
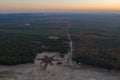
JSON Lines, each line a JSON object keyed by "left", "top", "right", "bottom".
{"left": 72, "top": 34, "right": 120, "bottom": 70}
{"left": 42, "top": 38, "right": 69, "bottom": 54}
{"left": 0, "top": 32, "right": 68, "bottom": 65}
{"left": 0, "top": 33, "right": 37, "bottom": 65}
{"left": 33, "top": 37, "right": 69, "bottom": 54}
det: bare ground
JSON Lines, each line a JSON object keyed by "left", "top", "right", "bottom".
{"left": 0, "top": 52, "right": 120, "bottom": 80}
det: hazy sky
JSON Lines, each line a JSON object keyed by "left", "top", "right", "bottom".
{"left": 0, "top": 0, "right": 120, "bottom": 12}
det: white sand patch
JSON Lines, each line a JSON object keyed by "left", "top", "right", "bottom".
{"left": 0, "top": 52, "right": 120, "bottom": 80}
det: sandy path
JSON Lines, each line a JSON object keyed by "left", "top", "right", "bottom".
{"left": 0, "top": 52, "right": 120, "bottom": 80}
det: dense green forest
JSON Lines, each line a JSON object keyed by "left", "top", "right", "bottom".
{"left": 0, "top": 32, "right": 68, "bottom": 65}
{"left": 0, "top": 13, "right": 69, "bottom": 65}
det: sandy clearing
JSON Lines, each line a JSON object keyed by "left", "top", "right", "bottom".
{"left": 0, "top": 52, "right": 120, "bottom": 80}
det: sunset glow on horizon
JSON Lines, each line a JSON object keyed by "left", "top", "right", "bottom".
{"left": 0, "top": 0, "right": 120, "bottom": 13}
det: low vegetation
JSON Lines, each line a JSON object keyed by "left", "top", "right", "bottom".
{"left": 72, "top": 33, "right": 120, "bottom": 70}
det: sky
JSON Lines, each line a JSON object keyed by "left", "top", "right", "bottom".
{"left": 0, "top": 0, "right": 120, "bottom": 13}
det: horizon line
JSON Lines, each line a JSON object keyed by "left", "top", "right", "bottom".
{"left": 1, "top": 10, "right": 120, "bottom": 14}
